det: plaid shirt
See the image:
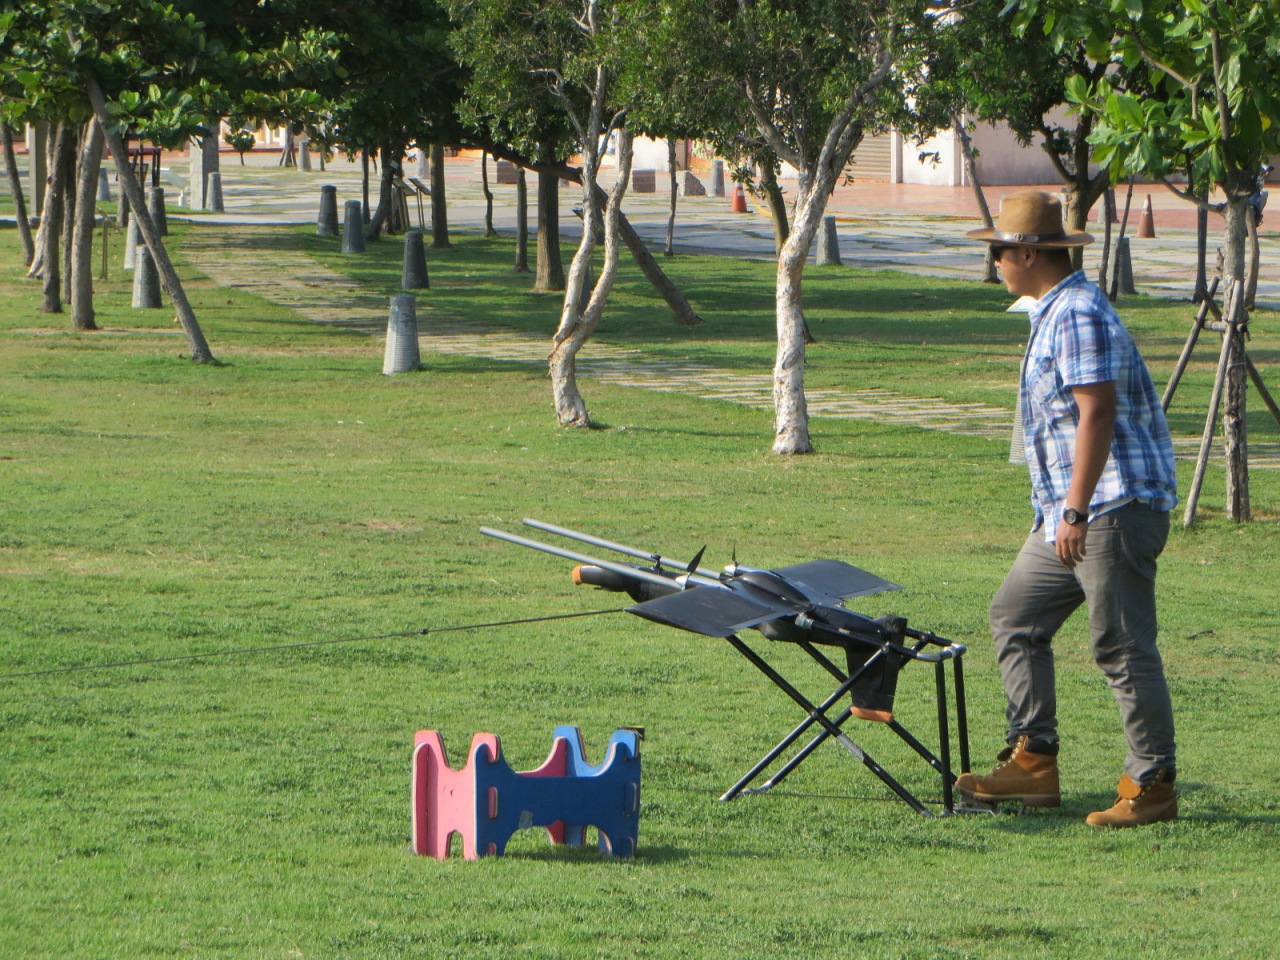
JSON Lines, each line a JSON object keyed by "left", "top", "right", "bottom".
{"left": 1020, "top": 271, "right": 1178, "bottom": 537}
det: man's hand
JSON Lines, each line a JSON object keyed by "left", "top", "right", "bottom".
{"left": 1055, "top": 518, "right": 1087, "bottom": 568}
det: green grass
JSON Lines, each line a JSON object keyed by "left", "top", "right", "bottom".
{"left": 2, "top": 215, "right": 1279, "bottom": 960}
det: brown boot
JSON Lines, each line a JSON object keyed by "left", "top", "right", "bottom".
{"left": 1085, "top": 771, "right": 1177, "bottom": 828}
{"left": 954, "top": 735, "right": 1060, "bottom": 807}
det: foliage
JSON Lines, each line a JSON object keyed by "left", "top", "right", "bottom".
{"left": 1016, "top": 0, "right": 1280, "bottom": 198}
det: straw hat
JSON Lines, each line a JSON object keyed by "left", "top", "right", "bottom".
{"left": 966, "top": 190, "right": 1093, "bottom": 247}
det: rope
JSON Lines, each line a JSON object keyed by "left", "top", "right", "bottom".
{"left": 0, "top": 607, "right": 628, "bottom": 682}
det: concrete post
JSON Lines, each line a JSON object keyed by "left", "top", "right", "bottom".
{"left": 148, "top": 187, "right": 168, "bottom": 236}
{"left": 317, "top": 185, "right": 339, "bottom": 236}
{"left": 207, "top": 172, "right": 224, "bottom": 212}
{"left": 402, "top": 230, "right": 430, "bottom": 289}
{"left": 299, "top": 137, "right": 312, "bottom": 172}
{"left": 816, "top": 216, "right": 842, "bottom": 266}
{"left": 97, "top": 168, "right": 112, "bottom": 203}
{"left": 711, "top": 159, "right": 725, "bottom": 198}
{"left": 188, "top": 134, "right": 208, "bottom": 209}
{"left": 131, "top": 245, "right": 163, "bottom": 308}
{"left": 382, "top": 294, "right": 421, "bottom": 374}
{"left": 124, "top": 216, "right": 139, "bottom": 270}
{"left": 1114, "top": 236, "right": 1137, "bottom": 296}
{"left": 341, "top": 199, "right": 365, "bottom": 253}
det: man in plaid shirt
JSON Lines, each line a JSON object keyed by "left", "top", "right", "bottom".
{"left": 955, "top": 191, "right": 1180, "bottom": 827}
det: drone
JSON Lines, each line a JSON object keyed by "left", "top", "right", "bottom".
{"left": 481, "top": 519, "right": 974, "bottom": 815}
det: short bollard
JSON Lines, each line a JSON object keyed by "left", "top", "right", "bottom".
{"left": 402, "top": 230, "right": 429, "bottom": 289}
{"left": 124, "top": 217, "right": 139, "bottom": 270}
{"left": 131, "top": 246, "right": 162, "bottom": 309}
{"left": 341, "top": 200, "right": 365, "bottom": 253}
{"left": 317, "top": 185, "right": 339, "bottom": 237}
{"left": 1114, "top": 236, "right": 1137, "bottom": 296}
{"left": 97, "top": 169, "right": 112, "bottom": 203}
{"left": 148, "top": 187, "right": 168, "bottom": 237}
{"left": 711, "top": 158, "right": 726, "bottom": 197}
{"left": 817, "top": 215, "right": 842, "bottom": 266}
{"left": 383, "top": 294, "right": 421, "bottom": 374}
{"left": 208, "top": 172, "right": 225, "bottom": 213}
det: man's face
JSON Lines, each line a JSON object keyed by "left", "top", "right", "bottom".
{"left": 991, "top": 244, "right": 1034, "bottom": 297}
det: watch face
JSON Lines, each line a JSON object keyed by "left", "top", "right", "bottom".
{"left": 1064, "top": 508, "right": 1082, "bottom": 525}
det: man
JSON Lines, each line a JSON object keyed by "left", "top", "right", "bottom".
{"left": 956, "top": 190, "right": 1180, "bottom": 828}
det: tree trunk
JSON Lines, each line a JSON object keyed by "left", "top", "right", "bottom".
{"left": 1222, "top": 193, "right": 1251, "bottom": 521}
{"left": 71, "top": 118, "right": 104, "bottom": 330}
{"left": 61, "top": 124, "right": 80, "bottom": 305}
{"left": 86, "top": 74, "right": 215, "bottom": 362}
{"left": 772, "top": 173, "right": 828, "bottom": 455}
{"left": 429, "top": 142, "right": 450, "bottom": 248}
{"left": 1193, "top": 204, "right": 1209, "bottom": 302}
{"left": 616, "top": 212, "right": 701, "bottom": 324}
{"left": 1097, "top": 187, "right": 1114, "bottom": 291}
{"left": 470, "top": 137, "right": 701, "bottom": 323}
{"left": 534, "top": 162, "right": 565, "bottom": 292}
{"left": 364, "top": 140, "right": 400, "bottom": 241}
{"left": 481, "top": 152, "right": 497, "bottom": 237}
{"left": 953, "top": 115, "right": 998, "bottom": 283}
{"left": 665, "top": 138, "right": 677, "bottom": 258}
{"left": 278, "top": 127, "right": 296, "bottom": 167}
{"left": 37, "top": 123, "right": 74, "bottom": 313}
{"left": 360, "top": 148, "right": 370, "bottom": 220}
{"left": 550, "top": 125, "right": 634, "bottom": 428}
{"left": 514, "top": 166, "right": 530, "bottom": 273}
{"left": 1, "top": 122, "right": 35, "bottom": 265}
{"left": 759, "top": 159, "right": 789, "bottom": 256}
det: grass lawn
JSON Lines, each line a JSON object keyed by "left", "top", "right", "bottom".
{"left": 1, "top": 212, "right": 1278, "bottom": 959}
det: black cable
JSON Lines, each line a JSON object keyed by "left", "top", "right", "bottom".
{"left": 0, "top": 607, "right": 628, "bottom": 682}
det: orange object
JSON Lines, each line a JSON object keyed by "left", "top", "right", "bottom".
{"left": 1137, "top": 194, "right": 1156, "bottom": 238}
{"left": 730, "top": 183, "right": 748, "bottom": 213}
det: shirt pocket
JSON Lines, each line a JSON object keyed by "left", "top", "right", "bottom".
{"left": 1025, "top": 355, "right": 1061, "bottom": 406}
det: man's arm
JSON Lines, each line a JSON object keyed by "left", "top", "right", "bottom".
{"left": 1057, "top": 381, "right": 1117, "bottom": 568}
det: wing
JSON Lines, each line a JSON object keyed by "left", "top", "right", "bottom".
{"left": 768, "top": 559, "right": 901, "bottom": 602}
{"left": 627, "top": 588, "right": 804, "bottom": 639}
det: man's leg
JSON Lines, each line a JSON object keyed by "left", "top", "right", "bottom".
{"left": 957, "top": 532, "right": 1085, "bottom": 806}
{"left": 988, "top": 530, "right": 1086, "bottom": 745}
{"left": 1074, "top": 504, "right": 1176, "bottom": 783}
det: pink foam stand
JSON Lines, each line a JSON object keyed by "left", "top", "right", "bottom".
{"left": 411, "top": 730, "right": 493, "bottom": 859}
{"left": 411, "top": 730, "right": 572, "bottom": 859}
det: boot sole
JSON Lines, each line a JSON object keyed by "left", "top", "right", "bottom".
{"left": 957, "top": 788, "right": 1061, "bottom": 808}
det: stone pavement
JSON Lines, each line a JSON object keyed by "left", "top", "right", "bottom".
{"left": 167, "top": 151, "right": 1280, "bottom": 309}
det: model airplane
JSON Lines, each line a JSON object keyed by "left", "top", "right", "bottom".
{"left": 481, "top": 518, "right": 938, "bottom": 724}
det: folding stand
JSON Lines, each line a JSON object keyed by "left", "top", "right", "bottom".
{"left": 718, "top": 623, "right": 971, "bottom": 817}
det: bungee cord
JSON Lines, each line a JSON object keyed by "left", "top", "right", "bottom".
{"left": 0, "top": 607, "right": 628, "bottom": 682}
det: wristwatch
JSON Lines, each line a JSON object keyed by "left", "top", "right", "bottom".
{"left": 1062, "top": 507, "right": 1088, "bottom": 526}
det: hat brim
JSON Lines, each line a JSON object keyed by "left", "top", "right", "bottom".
{"left": 966, "top": 227, "right": 1094, "bottom": 247}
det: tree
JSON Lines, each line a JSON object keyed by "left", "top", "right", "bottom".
{"left": 1018, "top": 0, "right": 1280, "bottom": 522}
{"left": 451, "top": 0, "right": 636, "bottom": 427}
{"left": 649, "top": 0, "right": 937, "bottom": 454}
{"left": 450, "top": 0, "right": 702, "bottom": 321}
{"left": 0, "top": 0, "right": 256, "bottom": 360}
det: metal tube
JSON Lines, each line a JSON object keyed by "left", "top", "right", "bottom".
{"left": 522, "top": 518, "right": 723, "bottom": 579}
{"left": 481, "top": 527, "right": 718, "bottom": 592}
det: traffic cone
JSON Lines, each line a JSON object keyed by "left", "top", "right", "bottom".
{"left": 730, "top": 183, "right": 748, "bottom": 213}
{"left": 1137, "top": 194, "right": 1156, "bottom": 238}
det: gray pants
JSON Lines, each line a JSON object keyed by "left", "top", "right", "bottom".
{"left": 989, "top": 501, "right": 1176, "bottom": 784}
